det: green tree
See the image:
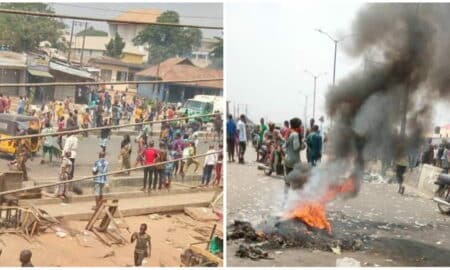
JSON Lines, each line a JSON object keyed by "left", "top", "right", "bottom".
{"left": 133, "top": 10, "right": 202, "bottom": 64}
{"left": 105, "top": 32, "right": 125, "bottom": 58}
{"left": 76, "top": 26, "right": 108, "bottom": 37}
{"left": 0, "top": 3, "right": 65, "bottom": 52}
{"left": 209, "top": 36, "right": 223, "bottom": 69}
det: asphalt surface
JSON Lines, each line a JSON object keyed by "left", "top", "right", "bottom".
{"left": 0, "top": 130, "right": 220, "bottom": 183}
{"left": 227, "top": 149, "right": 450, "bottom": 267}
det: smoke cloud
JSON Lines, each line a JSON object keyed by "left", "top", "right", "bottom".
{"left": 287, "top": 3, "right": 450, "bottom": 207}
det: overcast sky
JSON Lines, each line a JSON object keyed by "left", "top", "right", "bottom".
{"left": 51, "top": 2, "right": 222, "bottom": 38}
{"left": 226, "top": 1, "right": 450, "bottom": 127}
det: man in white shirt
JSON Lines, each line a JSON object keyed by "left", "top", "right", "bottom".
{"left": 63, "top": 132, "right": 78, "bottom": 179}
{"left": 237, "top": 114, "right": 247, "bottom": 164}
{"left": 201, "top": 145, "right": 217, "bottom": 186}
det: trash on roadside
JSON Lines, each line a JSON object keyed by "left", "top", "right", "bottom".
{"left": 336, "top": 257, "right": 361, "bottom": 267}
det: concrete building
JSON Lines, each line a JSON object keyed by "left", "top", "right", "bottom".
{"left": 108, "top": 9, "right": 162, "bottom": 61}
{"left": 88, "top": 56, "right": 148, "bottom": 92}
{"left": 65, "top": 35, "right": 147, "bottom": 66}
{"left": 135, "top": 57, "right": 222, "bottom": 103}
{"left": 0, "top": 51, "right": 27, "bottom": 96}
{"left": 189, "top": 37, "right": 220, "bottom": 68}
{"left": 48, "top": 60, "right": 93, "bottom": 101}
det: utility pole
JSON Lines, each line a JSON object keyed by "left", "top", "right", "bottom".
{"left": 304, "top": 95, "right": 308, "bottom": 125}
{"left": 80, "top": 21, "right": 88, "bottom": 68}
{"left": 313, "top": 76, "right": 317, "bottom": 120}
{"left": 67, "top": 20, "right": 75, "bottom": 63}
{"left": 245, "top": 104, "right": 248, "bottom": 117}
{"left": 333, "top": 41, "right": 337, "bottom": 86}
{"left": 304, "top": 70, "right": 326, "bottom": 120}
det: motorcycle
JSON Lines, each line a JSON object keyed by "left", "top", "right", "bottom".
{"left": 257, "top": 141, "right": 285, "bottom": 176}
{"left": 433, "top": 173, "right": 450, "bottom": 215}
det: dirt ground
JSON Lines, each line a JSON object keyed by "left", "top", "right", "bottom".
{"left": 0, "top": 213, "right": 222, "bottom": 267}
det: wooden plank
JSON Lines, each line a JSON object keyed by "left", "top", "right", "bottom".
{"left": 184, "top": 207, "right": 219, "bottom": 222}
{"left": 190, "top": 245, "right": 223, "bottom": 266}
{"left": 92, "top": 228, "right": 112, "bottom": 246}
{"left": 85, "top": 203, "right": 105, "bottom": 231}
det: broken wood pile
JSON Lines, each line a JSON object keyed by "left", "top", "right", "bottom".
{"left": 0, "top": 204, "right": 59, "bottom": 240}
{"left": 85, "top": 199, "right": 130, "bottom": 246}
{"left": 228, "top": 218, "right": 369, "bottom": 260}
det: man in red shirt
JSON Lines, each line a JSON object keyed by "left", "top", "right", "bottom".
{"left": 143, "top": 141, "right": 159, "bottom": 192}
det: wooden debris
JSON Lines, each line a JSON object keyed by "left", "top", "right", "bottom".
{"left": 184, "top": 207, "right": 219, "bottom": 222}
{"left": 85, "top": 199, "right": 129, "bottom": 246}
{"left": 0, "top": 205, "right": 59, "bottom": 239}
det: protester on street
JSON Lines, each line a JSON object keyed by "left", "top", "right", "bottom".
{"left": 306, "top": 125, "right": 322, "bottom": 167}
{"left": 120, "top": 135, "right": 132, "bottom": 175}
{"left": 131, "top": 223, "right": 151, "bottom": 266}
{"left": 183, "top": 142, "right": 199, "bottom": 175}
{"left": 226, "top": 114, "right": 237, "bottom": 162}
{"left": 135, "top": 134, "right": 147, "bottom": 167}
{"left": 213, "top": 147, "right": 223, "bottom": 186}
{"left": 92, "top": 151, "right": 108, "bottom": 209}
{"left": 56, "top": 151, "right": 72, "bottom": 198}
{"left": 202, "top": 145, "right": 217, "bottom": 186}
{"left": 63, "top": 132, "right": 78, "bottom": 180}
{"left": 155, "top": 142, "right": 167, "bottom": 190}
{"left": 99, "top": 119, "right": 111, "bottom": 152}
{"left": 15, "top": 138, "right": 31, "bottom": 181}
{"left": 143, "top": 141, "right": 159, "bottom": 192}
{"left": 284, "top": 117, "right": 302, "bottom": 175}
{"left": 237, "top": 114, "right": 247, "bottom": 164}
{"left": 395, "top": 151, "right": 408, "bottom": 195}
{"left": 40, "top": 122, "right": 55, "bottom": 164}
{"left": 165, "top": 145, "right": 176, "bottom": 189}
{"left": 442, "top": 144, "right": 449, "bottom": 174}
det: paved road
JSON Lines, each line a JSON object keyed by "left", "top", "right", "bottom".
{"left": 0, "top": 133, "right": 220, "bottom": 183}
{"left": 227, "top": 149, "right": 450, "bottom": 266}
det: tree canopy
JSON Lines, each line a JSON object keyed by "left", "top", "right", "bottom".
{"left": 76, "top": 26, "right": 108, "bottom": 37}
{"left": 0, "top": 3, "right": 65, "bottom": 52}
{"left": 133, "top": 10, "right": 202, "bottom": 65}
{"left": 209, "top": 36, "right": 223, "bottom": 69}
{"left": 105, "top": 32, "right": 125, "bottom": 58}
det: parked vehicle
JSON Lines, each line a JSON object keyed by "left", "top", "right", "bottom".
{"left": 433, "top": 173, "right": 450, "bottom": 215}
{"left": 0, "top": 114, "right": 41, "bottom": 156}
{"left": 181, "top": 95, "right": 223, "bottom": 122}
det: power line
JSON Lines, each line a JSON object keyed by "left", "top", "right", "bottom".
{"left": 0, "top": 8, "right": 222, "bottom": 30}
{"left": 0, "top": 150, "right": 221, "bottom": 196}
{"left": 0, "top": 113, "right": 221, "bottom": 141}
{"left": 51, "top": 3, "right": 223, "bottom": 21}
{"left": 0, "top": 78, "right": 223, "bottom": 87}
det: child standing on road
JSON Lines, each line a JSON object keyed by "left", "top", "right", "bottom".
{"left": 213, "top": 145, "right": 223, "bottom": 186}
{"left": 131, "top": 223, "right": 152, "bottom": 266}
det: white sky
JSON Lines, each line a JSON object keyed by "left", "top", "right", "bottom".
{"left": 226, "top": 1, "right": 450, "bottom": 127}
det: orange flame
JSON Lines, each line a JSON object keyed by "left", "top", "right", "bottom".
{"left": 286, "top": 177, "right": 357, "bottom": 235}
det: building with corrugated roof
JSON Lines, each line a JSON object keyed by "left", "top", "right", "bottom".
{"left": 135, "top": 57, "right": 222, "bottom": 103}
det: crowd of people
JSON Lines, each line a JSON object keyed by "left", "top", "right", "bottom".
{"left": 226, "top": 114, "right": 324, "bottom": 170}
{"left": 0, "top": 87, "right": 223, "bottom": 197}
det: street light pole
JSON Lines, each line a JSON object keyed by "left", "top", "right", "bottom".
{"left": 304, "top": 70, "right": 326, "bottom": 120}
{"left": 333, "top": 41, "right": 337, "bottom": 86}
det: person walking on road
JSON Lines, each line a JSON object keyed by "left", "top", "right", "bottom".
{"left": 155, "top": 142, "right": 167, "bottom": 190}
{"left": 92, "top": 151, "right": 108, "bottom": 209}
{"left": 201, "top": 145, "right": 217, "bottom": 187}
{"left": 120, "top": 135, "right": 132, "bottom": 175}
{"left": 442, "top": 144, "right": 449, "bottom": 174}
{"left": 56, "top": 151, "right": 72, "bottom": 198}
{"left": 40, "top": 122, "right": 55, "bottom": 164}
{"left": 226, "top": 114, "right": 237, "bottom": 162}
{"left": 131, "top": 223, "right": 151, "bottom": 266}
{"left": 284, "top": 117, "right": 302, "bottom": 175}
{"left": 63, "top": 132, "right": 78, "bottom": 179}
{"left": 237, "top": 114, "right": 247, "bottom": 164}
{"left": 306, "top": 125, "right": 322, "bottom": 167}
